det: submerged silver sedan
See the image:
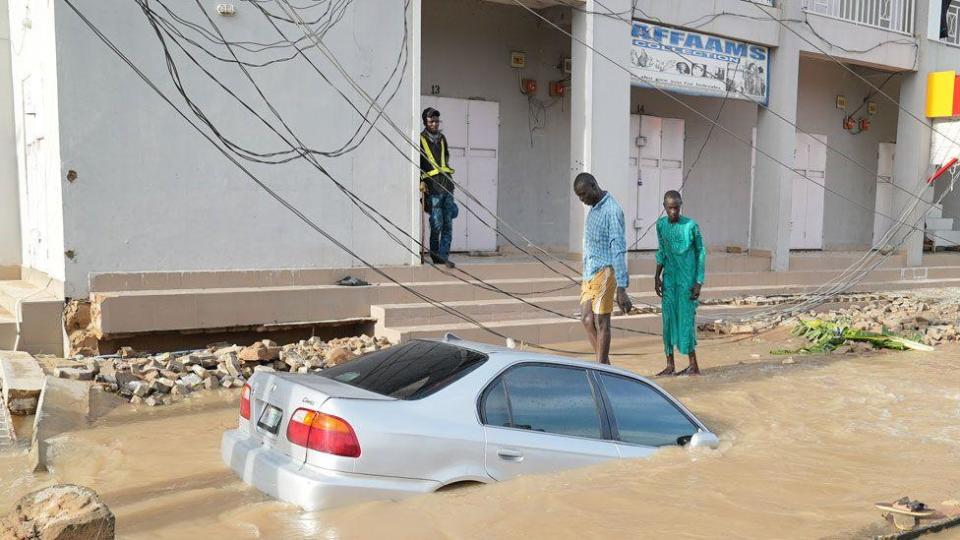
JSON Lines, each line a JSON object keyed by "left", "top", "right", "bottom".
{"left": 221, "top": 335, "right": 720, "bottom": 510}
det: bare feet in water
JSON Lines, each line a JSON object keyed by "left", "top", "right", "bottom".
{"left": 676, "top": 365, "right": 700, "bottom": 376}
{"left": 656, "top": 366, "right": 675, "bottom": 376}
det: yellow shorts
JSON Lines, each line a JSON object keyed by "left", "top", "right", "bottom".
{"left": 580, "top": 267, "right": 616, "bottom": 315}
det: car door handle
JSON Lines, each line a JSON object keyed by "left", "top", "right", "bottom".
{"left": 497, "top": 448, "right": 524, "bottom": 462}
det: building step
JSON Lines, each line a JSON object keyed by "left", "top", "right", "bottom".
{"left": 86, "top": 252, "right": 917, "bottom": 294}
{"left": 932, "top": 230, "right": 960, "bottom": 248}
{"left": 376, "top": 303, "right": 766, "bottom": 345}
{"left": 372, "top": 274, "right": 960, "bottom": 329}
{"left": 376, "top": 276, "right": 960, "bottom": 346}
{"left": 92, "top": 264, "right": 960, "bottom": 336}
{"left": 0, "top": 281, "right": 64, "bottom": 355}
{"left": 926, "top": 217, "right": 955, "bottom": 231}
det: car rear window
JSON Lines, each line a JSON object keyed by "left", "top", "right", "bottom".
{"left": 318, "top": 340, "right": 487, "bottom": 400}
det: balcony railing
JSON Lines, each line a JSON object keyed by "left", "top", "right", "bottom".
{"left": 801, "top": 0, "right": 915, "bottom": 36}
{"left": 943, "top": 0, "right": 960, "bottom": 46}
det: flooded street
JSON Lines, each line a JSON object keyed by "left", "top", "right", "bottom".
{"left": 2, "top": 332, "right": 959, "bottom": 539}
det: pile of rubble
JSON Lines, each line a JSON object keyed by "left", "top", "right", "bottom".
{"left": 54, "top": 335, "right": 391, "bottom": 407}
{"left": 805, "top": 295, "right": 960, "bottom": 346}
{"left": 703, "top": 291, "right": 960, "bottom": 347}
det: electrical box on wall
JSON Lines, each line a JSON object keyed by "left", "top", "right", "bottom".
{"left": 867, "top": 102, "right": 878, "bottom": 115}
{"left": 836, "top": 95, "right": 847, "bottom": 109}
{"left": 216, "top": 3, "right": 236, "bottom": 16}
{"left": 549, "top": 81, "right": 565, "bottom": 97}
{"left": 510, "top": 51, "right": 527, "bottom": 69}
{"left": 521, "top": 79, "right": 537, "bottom": 95}
{"left": 562, "top": 57, "right": 572, "bottom": 74}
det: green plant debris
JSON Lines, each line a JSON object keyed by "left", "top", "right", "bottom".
{"left": 772, "top": 319, "right": 934, "bottom": 355}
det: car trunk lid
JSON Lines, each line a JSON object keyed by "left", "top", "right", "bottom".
{"left": 245, "top": 372, "right": 394, "bottom": 466}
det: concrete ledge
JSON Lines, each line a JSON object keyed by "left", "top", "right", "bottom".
{"left": 29, "top": 377, "right": 96, "bottom": 472}
{"left": 92, "top": 264, "right": 960, "bottom": 336}
{"left": 0, "top": 351, "right": 44, "bottom": 415}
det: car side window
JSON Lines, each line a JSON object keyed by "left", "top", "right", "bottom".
{"left": 481, "top": 379, "right": 511, "bottom": 427}
{"left": 598, "top": 373, "right": 697, "bottom": 447}
{"left": 484, "top": 364, "right": 602, "bottom": 439}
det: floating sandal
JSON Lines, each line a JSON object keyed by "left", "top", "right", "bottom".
{"left": 336, "top": 276, "right": 370, "bottom": 287}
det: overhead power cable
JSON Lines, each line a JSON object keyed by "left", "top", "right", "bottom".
{"left": 60, "top": 0, "right": 660, "bottom": 355}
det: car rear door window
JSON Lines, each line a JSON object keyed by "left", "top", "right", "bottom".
{"left": 598, "top": 373, "right": 697, "bottom": 447}
{"left": 319, "top": 341, "right": 487, "bottom": 400}
{"left": 481, "top": 379, "right": 511, "bottom": 427}
{"left": 497, "top": 365, "right": 602, "bottom": 439}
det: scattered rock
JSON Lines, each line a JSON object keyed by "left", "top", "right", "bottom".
{"left": 54, "top": 366, "right": 96, "bottom": 381}
{"left": 190, "top": 364, "right": 209, "bottom": 378}
{"left": 180, "top": 373, "right": 204, "bottom": 389}
{"left": 239, "top": 342, "right": 270, "bottom": 362}
{"left": 0, "top": 484, "right": 115, "bottom": 540}
{"left": 324, "top": 347, "right": 355, "bottom": 366}
{"left": 46, "top": 335, "right": 391, "bottom": 408}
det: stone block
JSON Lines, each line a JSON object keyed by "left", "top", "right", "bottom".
{"left": 0, "top": 351, "right": 45, "bottom": 415}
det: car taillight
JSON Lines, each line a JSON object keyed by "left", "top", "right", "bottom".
{"left": 240, "top": 383, "right": 251, "bottom": 420}
{"left": 286, "top": 408, "right": 361, "bottom": 458}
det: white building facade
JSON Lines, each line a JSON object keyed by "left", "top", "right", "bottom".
{"left": 2, "top": 0, "right": 960, "bottom": 299}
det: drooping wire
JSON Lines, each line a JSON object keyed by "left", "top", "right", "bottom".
{"left": 60, "top": 0, "right": 658, "bottom": 356}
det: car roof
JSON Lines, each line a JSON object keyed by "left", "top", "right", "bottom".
{"left": 418, "top": 334, "right": 655, "bottom": 384}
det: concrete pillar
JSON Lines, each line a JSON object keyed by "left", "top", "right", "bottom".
{"left": 750, "top": 33, "right": 800, "bottom": 272}
{"left": 568, "top": 0, "right": 632, "bottom": 256}
{"left": 0, "top": 0, "right": 22, "bottom": 274}
{"left": 891, "top": 0, "right": 934, "bottom": 267}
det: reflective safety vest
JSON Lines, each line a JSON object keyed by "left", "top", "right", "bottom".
{"left": 420, "top": 135, "right": 455, "bottom": 180}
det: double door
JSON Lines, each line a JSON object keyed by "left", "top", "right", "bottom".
{"left": 790, "top": 133, "right": 827, "bottom": 250}
{"left": 420, "top": 96, "right": 499, "bottom": 253}
{"left": 629, "top": 115, "right": 684, "bottom": 250}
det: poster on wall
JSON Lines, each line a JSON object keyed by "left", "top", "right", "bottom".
{"left": 630, "top": 21, "right": 770, "bottom": 106}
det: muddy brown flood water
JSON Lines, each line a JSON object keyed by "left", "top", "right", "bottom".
{"left": 1, "top": 333, "right": 959, "bottom": 539}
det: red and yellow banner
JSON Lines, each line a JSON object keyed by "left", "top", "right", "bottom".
{"left": 926, "top": 71, "right": 960, "bottom": 118}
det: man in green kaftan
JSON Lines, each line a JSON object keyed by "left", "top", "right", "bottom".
{"left": 654, "top": 191, "right": 706, "bottom": 376}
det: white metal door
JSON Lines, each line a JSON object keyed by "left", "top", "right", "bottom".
{"left": 790, "top": 133, "right": 826, "bottom": 250}
{"left": 466, "top": 99, "right": 499, "bottom": 252}
{"left": 660, "top": 118, "right": 684, "bottom": 196}
{"left": 626, "top": 114, "right": 642, "bottom": 249}
{"left": 630, "top": 115, "right": 685, "bottom": 250}
{"left": 419, "top": 96, "right": 499, "bottom": 254}
{"left": 872, "top": 142, "right": 896, "bottom": 247}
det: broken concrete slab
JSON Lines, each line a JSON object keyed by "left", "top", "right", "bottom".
{"left": 53, "top": 366, "right": 96, "bottom": 381}
{"left": 0, "top": 484, "right": 116, "bottom": 539}
{"left": 0, "top": 351, "right": 45, "bottom": 415}
{"left": 30, "top": 377, "right": 94, "bottom": 473}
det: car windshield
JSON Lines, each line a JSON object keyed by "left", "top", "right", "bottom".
{"left": 319, "top": 340, "right": 487, "bottom": 400}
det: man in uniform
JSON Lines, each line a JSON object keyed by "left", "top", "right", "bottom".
{"left": 419, "top": 107, "right": 458, "bottom": 268}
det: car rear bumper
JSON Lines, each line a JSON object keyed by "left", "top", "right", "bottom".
{"left": 221, "top": 429, "right": 440, "bottom": 510}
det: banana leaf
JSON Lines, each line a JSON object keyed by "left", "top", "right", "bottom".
{"left": 772, "top": 319, "right": 933, "bottom": 355}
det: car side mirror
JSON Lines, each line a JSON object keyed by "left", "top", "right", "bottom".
{"left": 688, "top": 432, "right": 720, "bottom": 449}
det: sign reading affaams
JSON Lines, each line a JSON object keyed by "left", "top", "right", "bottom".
{"left": 630, "top": 21, "right": 770, "bottom": 106}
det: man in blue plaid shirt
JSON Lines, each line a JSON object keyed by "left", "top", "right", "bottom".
{"left": 573, "top": 173, "right": 632, "bottom": 365}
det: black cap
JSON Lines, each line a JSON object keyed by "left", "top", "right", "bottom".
{"left": 422, "top": 107, "right": 440, "bottom": 122}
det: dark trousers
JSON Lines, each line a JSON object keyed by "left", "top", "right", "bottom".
{"left": 428, "top": 192, "right": 456, "bottom": 262}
